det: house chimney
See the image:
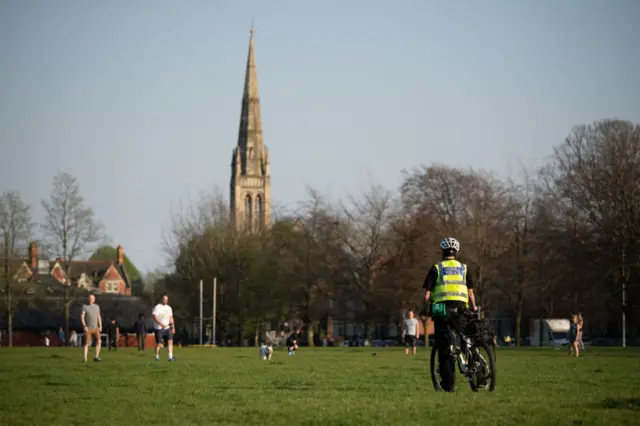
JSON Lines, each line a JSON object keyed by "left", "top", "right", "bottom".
{"left": 116, "top": 245, "right": 124, "bottom": 265}
{"left": 29, "top": 242, "right": 39, "bottom": 269}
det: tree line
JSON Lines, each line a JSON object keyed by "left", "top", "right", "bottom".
{"left": 156, "top": 119, "right": 639, "bottom": 347}
{"left": 2, "top": 119, "right": 639, "bottom": 348}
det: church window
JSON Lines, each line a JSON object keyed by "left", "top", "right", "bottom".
{"left": 245, "top": 194, "right": 253, "bottom": 229}
{"left": 256, "top": 195, "right": 264, "bottom": 230}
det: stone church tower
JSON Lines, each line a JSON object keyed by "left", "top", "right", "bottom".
{"left": 230, "top": 28, "right": 271, "bottom": 232}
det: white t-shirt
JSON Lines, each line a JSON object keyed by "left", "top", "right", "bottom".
{"left": 403, "top": 318, "right": 419, "bottom": 336}
{"left": 152, "top": 303, "right": 173, "bottom": 330}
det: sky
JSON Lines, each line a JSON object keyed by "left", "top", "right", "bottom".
{"left": 1, "top": 0, "right": 639, "bottom": 273}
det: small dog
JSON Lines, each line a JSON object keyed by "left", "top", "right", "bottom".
{"left": 259, "top": 344, "right": 273, "bottom": 360}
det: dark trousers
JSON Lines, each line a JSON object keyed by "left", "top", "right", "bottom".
{"left": 108, "top": 336, "right": 118, "bottom": 351}
{"left": 434, "top": 305, "right": 468, "bottom": 392}
{"left": 137, "top": 334, "right": 145, "bottom": 351}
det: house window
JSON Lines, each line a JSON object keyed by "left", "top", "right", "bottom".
{"left": 105, "top": 281, "right": 119, "bottom": 293}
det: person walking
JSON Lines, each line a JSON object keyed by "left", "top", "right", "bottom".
{"left": 135, "top": 313, "right": 147, "bottom": 351}
{"left": 568, "top": 313, "right": 579, "bottom": 357}
{"left": 577, "top": 312, "right": 585, "bottom": 351}
{"left": 402, "top": 310, "right": 420, "bottom": 356}
{"left": 81, "top": 294, "right": 103, "bottom": 362}
{"left": 152, "top": 293, "right": 176, "bottom": 361}
{"left": 107, "top": 318, "right": 119, "bottom": 351}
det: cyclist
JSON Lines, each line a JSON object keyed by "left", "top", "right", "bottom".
{"left": 423, "top": 237, "right": 477, "bottom": 392}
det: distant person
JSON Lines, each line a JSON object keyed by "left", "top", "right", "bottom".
{"left": 152, "top": 293, "right": 176, "bottom": 362}
{"left": 577, "top": 312, "right": 585, "bottom": 351}
{"left": 70, "top": 330, "right": 78, "bottom": 347}
{"left": 286, "top": 326, "right": 302, "bottom": 356}
{"left": 402, "top": 310, "right": 420, "bottom": 356}
{"left": 57, "top": 327, "right": 65, "bottom": 347}
{"left": 81, "top": 294, "right": 102, "bottom": 362}
{"left": 135, "top": 313, "right": 147, "bottom": 351}
{"left": 44, "top": 335, "right": 50, "bottom": 347}
{"left": 504, "top": 335, "right": 512, "bottom": 347}
{"left": 107, "top": 319, "right": 119, "bottom": 351}
{"left": 259, "top": 342, "right": 273, "bottom": 360}
{"left": 568, "top": 314, "right": 579, "bottom": 357}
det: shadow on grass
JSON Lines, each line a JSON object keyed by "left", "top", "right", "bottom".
{"left": 598, "top": 397, "right": 640, "bottom": 411}
{"left": 34, "top": 354, "right": 65, "bottom": 360}
{"left": 271, "top": 379, "right": 314, "bottom": 391}
{"left": 207, "top": 385, "right": 265, "bottom": 391}
{"left": 44, "top": 381, "right": 71, "bottom": 387}
{"left": 28, "top": 373, "right": 50, "bottom": 379}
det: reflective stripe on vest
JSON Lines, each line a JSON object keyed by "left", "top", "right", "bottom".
{"left": 432, "top": 259, "right": 469, "bottom": 304}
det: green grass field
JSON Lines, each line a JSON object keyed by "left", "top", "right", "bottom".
{"left": 0, "top": 346, "right": 638, "bottom": 425}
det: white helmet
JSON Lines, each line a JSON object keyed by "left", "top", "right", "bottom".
{"left": 440, "top": 237, "right": 460, "bottom": 252}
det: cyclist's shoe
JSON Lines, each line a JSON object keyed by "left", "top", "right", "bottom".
{"left": 440, "top": 381, "right": 455, "bottom": 392}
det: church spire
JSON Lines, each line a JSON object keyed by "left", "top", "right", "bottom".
{"left": 230, "top": 26, "right": 271, "bottom": 233}
{"left": 237, "top": 26, "right": 264, "bottom": 153}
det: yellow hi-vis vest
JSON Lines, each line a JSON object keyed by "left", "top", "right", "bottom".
{"left": 432, "top": 259, "right": 469, "bottom": 305}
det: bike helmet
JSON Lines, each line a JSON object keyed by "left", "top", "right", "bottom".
{"left": 440, "top": 237, "right": 460, "bottom": 253}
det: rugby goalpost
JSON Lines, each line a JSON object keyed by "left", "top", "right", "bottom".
{"left": 198, "top": 278, "right": 217, "bottom": 347}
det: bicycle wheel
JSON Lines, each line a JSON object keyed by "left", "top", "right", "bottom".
{"left": 430, "top": 345, "right": 443, "bottom": 391}
{"left": 468, "top": 340, "right": 496, "bottom": 392}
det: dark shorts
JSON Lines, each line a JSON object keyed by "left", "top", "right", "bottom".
{"left": 154, "top": 328, "right": 173, "bottom": 345}
{"left": 286, "top": 339, "right": 297, "bottom": 349}
{"left": 405, "top": 335, "right": 417, "bottom": 347}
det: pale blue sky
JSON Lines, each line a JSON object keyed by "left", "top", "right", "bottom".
{"left": 1, "top": 0, "right": 639, "bottom": 273}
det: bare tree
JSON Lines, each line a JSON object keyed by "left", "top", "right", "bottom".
{"left": 494, "top": 173, "right": 540, "bottom": 347}
{"left": 542, "top": 119, "right": 640, "bottom": 328}
{"left": 332, "top": 182, "right": 399, "bottom": 340}
{"left": 374, "top": 213, "right": 435, "bottom": 337}
{"left": 288, "top": 186, "right": 337, "bottom": 345}
{"left": 401, "top": 164, "right": 477, "bottom": 234}
{"left": 41, "top": 171, "right": 105, "bottom": 342}
{"left": 162, "top": 187, "right": 230, "bottom": 268}
{"left": 0, "top": 191, "right": 34, "bottom": 346}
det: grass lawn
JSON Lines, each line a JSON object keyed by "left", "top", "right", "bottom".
{"left": 0, "top": 346, "right": 638, "bottom": 425}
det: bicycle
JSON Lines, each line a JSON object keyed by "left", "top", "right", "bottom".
{"left": 430, "top": 308, "right": 497, "bottom": 392}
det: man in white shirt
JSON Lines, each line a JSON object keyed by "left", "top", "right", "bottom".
{"left": 152, "top": 293, "right": 176, "bottom": 361}
{"left": 402, "top": 310, "right": 420, "bottom": 356}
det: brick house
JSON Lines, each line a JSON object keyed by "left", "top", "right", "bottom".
{"left": 0, "top": 243, "right": 155, "bottom": 347}
{"left": 12, "top": 243, "right": 132, "bottom": 295}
